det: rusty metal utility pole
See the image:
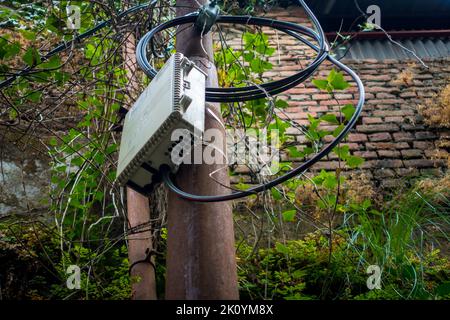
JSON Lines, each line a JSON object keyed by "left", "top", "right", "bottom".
{"left": 123, "top": 31, "right": 157, "bottom": 300}
{"left": 165, "top": 0, "right": 239, "bottom": 299}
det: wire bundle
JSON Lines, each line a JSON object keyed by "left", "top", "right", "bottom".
{"left": 136, "top": 0, "right": 365, "bottom": 202}
{"left": 0, "top": 0, "right": 365, "bottom": 203}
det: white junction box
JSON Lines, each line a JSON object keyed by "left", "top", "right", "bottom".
{"left": 116, "top": 53, "right": 206, "bottom": 194}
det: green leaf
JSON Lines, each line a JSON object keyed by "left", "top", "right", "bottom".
{"left": 323, "top": 174, "right": 338, "bottom": 189}
{"left": 333, "top": 145, "right": 350, "bottom": 160}
{"left": 332, "top": 124, "right": 345, "bottom": 137}
{"left": 27, "top": 91, "right": 42, "bottom": 103}
{"left": 40, "top": 55, "right": 61, "bottom": 69}
{"left": 71, "top": 156, "right": 84, "bottom": 167}
{"left": 436, "top": 282, "right": 450, "bottom": 297}
{"left": 328, "top": 69, "right": 349, "bottom": 90}
{"left": 287, "top": 146, "right": 303, "bottom": 158}
{"left": 23, "top": 47, "right": 41, "bottom": 66}
{"left": 312, "top": 79, "right": 328, "bottom": 91}
{"left": 275, "top": 99, "right": 289, "bottom": 109}
{"left": 105, "top": 144, "right": 117, "bottom": 155}
{"left": 49, "top": 137, "right": 58, "bottom": 146}
{"left": 243, "top": 52, "right": 254, "bottom": 62}
{"left": 54, "top": 71, "right": 71, "bottom": 84}
{"left": 320, "top": 113, "right": 339, "bottom": 124}
{"left": 346, "top": 155, "right": 365, "bottom": 168}
{"left": 20, "top": 29, "right": 36, "bottom": 41}
{"left": 342, "top": 104, "right": 356, "bottom": 121}
{"left": 275, "top": 243, "right": 289, "bottom": 254}
{"left": 271, "top": 188, "right": 282, "bottom": 201}
{"left": 282, "top": 210, "right": 297, "bottom": 222}
{"left": 4, "top": 42, "right": 20, "bottom": 59}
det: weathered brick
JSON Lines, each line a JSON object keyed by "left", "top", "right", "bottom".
{"left": 380, "top": 179, "right": 403, "bottom": 188}
{"left": 401, "top": 149, "right": 424, "bottom": 159}
{"left": 366, "top": 142, "right": 410, "bottom": 150}
{"left": 357, "top": 124, "right": 400, "bottom": 133}
{"left": 420, "top": 168, "right": 444, "bottom": 176}
{"left": 366, "top": 99, "right": 405, "bottom": 105}
{"left": 415, "top": 131, "right": 438, "bottom": 140}
{"left": 312, "top": 161, "right": 341, "bottom": 170}
{"left": 378, "top": 150, "right": 401, "bottom": 158}
{"left": 403, "top": 159, "right": 437, "bottom": 168}
{"left": 399, "top": 91, "right": 417, "bottom": 98}
{"left": 363, "top": 117, "right": 383, "bottom": 124}
{"left": 413, "top": 141, "right": 434, "bottom": 150}
{"left": 385, "top": 117, "right": 404, "bottom": 123}
{"left": 393, "top": 132, "right": 414, "bottom": 142}
{"left": 348, "top": 133, "right": 368, "bottom": 142}
{"left": 374, "top": 169, "right": 396, "bottom": 178}
{"left": 369, "top": 132, "right": 391, "bottom": 142}
{"left": 402, "top": 124, "right": 426, "bottom": 131}
{"left": 395, "top": 168, "right": 420, "bottom": 177}
{"left": 362, "top": 160, "right": 403, "bottom": 169}
{"left": 363, "top": 75, "right": 391, "bottom": 81}
{"left": 373, "top": 110, "right": 415, "bottom": 117}
{"left": 354, "top": 151, "right": 378, "bottom": 159}
{"left": 376, "top": 92, "right": 397, "bottom": 99}
{"left": 312, "top": 94, "right": 332, "bottom": 100}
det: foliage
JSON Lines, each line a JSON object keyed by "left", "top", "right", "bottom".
{"left": 1, "top": 0, "right": 448, "bottom": 302}
{"left": 237, "top": 174, "right": 450, "bottom": 300}
{"left": 0, "top": 221, "right": 131, "bottom": 299}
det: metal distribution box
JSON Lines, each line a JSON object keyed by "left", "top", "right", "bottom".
{"left": 116, "top": 53, "right": 206, "bottom": 194}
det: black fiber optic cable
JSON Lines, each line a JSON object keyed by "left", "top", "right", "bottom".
{"left": 155, "top": 1, "right": 365, "bottom": 202}
{"left": 0, "top": 0, "right": 365, "bottom": 203}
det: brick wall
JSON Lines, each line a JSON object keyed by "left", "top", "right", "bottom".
{"left": 224, "top": 6, "right": 449, "bottom": 187}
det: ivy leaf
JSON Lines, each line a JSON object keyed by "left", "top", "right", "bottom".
{"left": 320, "top": 113, "right": 339, "bottom": 124}
{"left": 27, "top": 91, "right": 42, "bottom": 103}
{"left": 275, "top": 99, "right": 289, "bottom": 109}
{"left": 40, "top": 55, "right": 61, "bottom": 69}
{"left": 287, "top": 146, "right": 303, "bottom": 158}
{"left": 342, "top": 104, "right": 356, "bottom": 121}
{"left": 271, "top": 188, "right": 282, "bottom": 200}
{"left": 49, "top": 137, "right": 58, "bottom": 146}
{"left": 243, "top": 52, "right": 254, "bottom": 62}
{"left": 333, "top": 145, "right": 350, "bottom": 160}
{"left": 328, "top": 69, "right": 349, "bottom": 90}
{"left": 23, "top": 47, "right": 41, "bottom": 66}
{"left": 332, "top": 124, "right": 345, "bottom": 137}
{"left": 105, "top": 144, "right": 117, "bottom": 155}
{"left": 346, "top": 155, "right": 365, "bottom": 168}
{"left": 312, "top": 79, "right": 329, "bottom": 91}
{"left": 20, "top": 29, "right": 36, "bottom": 41}
{"left": 323, "top": 174, "right": 338, "bottom": 189}
{"left": 54, "top": 72, "right": 69, "bottom": 85}
{"left": 275, "top": 243, "right": 289, "bottom": 254}
{"left": 4, "top": 42, "right": 20, "bottom": 59}
{"left": 282, "top": 210, "right": 297, "bottom": 222}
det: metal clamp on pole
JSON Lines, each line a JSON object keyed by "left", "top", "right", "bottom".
{"left": 194, "top": 0, "right": 220, "bottom": 35}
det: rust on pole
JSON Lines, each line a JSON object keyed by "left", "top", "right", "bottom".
{"left": 165, "top": 0, "right": 239, "bottom": 300}
{"left": 123, "top": 30, "right": 157, "bottom": 300}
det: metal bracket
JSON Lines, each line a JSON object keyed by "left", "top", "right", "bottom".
{"left": 194, "top": 0, "right": 220, "bottom": 35}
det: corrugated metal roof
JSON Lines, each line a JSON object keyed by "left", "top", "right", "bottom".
{"left": 307, "top": 0, "right": 450, "bottom": 31}
{"left": 334, "top": 37, "right": 450, "bottom": 60}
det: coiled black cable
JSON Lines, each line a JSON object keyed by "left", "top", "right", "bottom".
{"left": 0, "top": 0, "right": 365, "bottom": 203}
{"left": 149, "top": 0, "right": 366, "bottom": 202}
